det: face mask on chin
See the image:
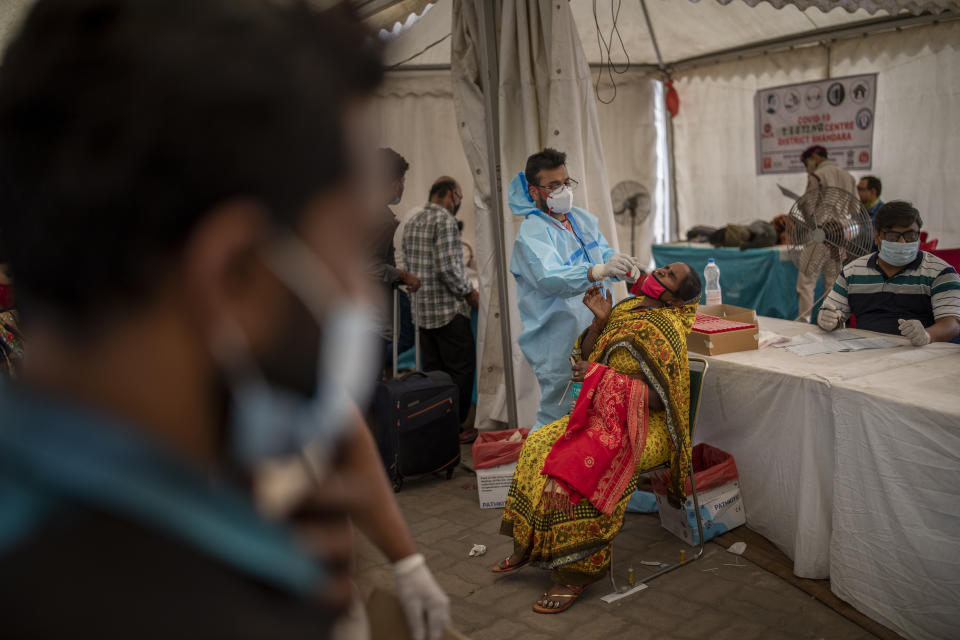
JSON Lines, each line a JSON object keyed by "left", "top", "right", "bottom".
{"left": 210, "top": 232, "right": 380, "bottom": 469}
{"left": 878, "top": 239, "right": 919, "bottom": 267}
{"left": 639, "top": 273, "right": 669, "bottom": 302}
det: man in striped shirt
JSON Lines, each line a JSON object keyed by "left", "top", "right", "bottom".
{"left": 818, "top": 201, "right": 960, "bottom": 345}
{"left": 402, "top": 177, "right": 479, "bottom": 442}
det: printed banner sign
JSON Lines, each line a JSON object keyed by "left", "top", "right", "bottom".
{"left": 755, "top": 74, "right": 877, "bottom": 175}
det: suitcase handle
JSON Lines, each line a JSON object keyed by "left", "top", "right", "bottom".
{"left": 397, "top": 370, "right": 429, "bottom": 382}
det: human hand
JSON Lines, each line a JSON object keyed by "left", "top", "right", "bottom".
{"left": 898, "top": 318, "right": 931, "bottom": 346}
{"left": 583, "top": 284, "right": 612, "bottom": 325}
{"left": 593, "top": 254, "right": 633, "bottom": 280}
{"left": 393, "top": 553, "right": 451, "bottom": 640}
{"left": 402, "top": 271, "right": 421, "bottom": 292}
{"left": 466, "top": 289, "right": 479, "bottom": 309}
{"left": 817, "top": 306, "right": 841, "bottom": 332}
{"left": 285, "top": 471, "right": 362, "bottom": 613}
{"left": 571, "top": 359, "right": 590, "bottom": 382}
{"left": 625, "top": 257, "right": 645, "bottom": 283}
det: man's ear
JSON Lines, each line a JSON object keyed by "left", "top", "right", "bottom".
{"left": 179, "top": 200, "right": 276, "bottom": 340}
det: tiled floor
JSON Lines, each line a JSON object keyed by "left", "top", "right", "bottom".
{"left": 354, "top": 454, "right": 877, "bottom": 640}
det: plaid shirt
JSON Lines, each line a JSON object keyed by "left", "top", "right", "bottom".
{"left": 401, "top": 202, "right": 471, "bottom": 329}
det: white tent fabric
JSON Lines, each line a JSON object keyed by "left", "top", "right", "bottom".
{"left": 711, "top": 0, "right": 960, "bottom": 14}
{"left": 673, "top": 20, "right": 960, "bottom": 244}
{"left": 372, "top": 73, "right": 478, "bottom": 256}
{"left": 449, "top": 0, "right": 540, "bottom": 430}
{"left": 450, "top": 0, "right": 625, "bottom": 430}
{"left": 595, "top": 73, "right": 663, "bottom": 267}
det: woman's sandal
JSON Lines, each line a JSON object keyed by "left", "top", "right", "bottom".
{"left": 531, "top": 584, "right": 588, "bottom": 614}
{"left": 491, "top": 554, "right": 530, "bottom": 574}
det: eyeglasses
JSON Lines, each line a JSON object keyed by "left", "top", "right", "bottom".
{"left": 534, "top": 177, "right": 579, "bottom": 192}
{"left": 879, "top": 230, "right": 919, "bottom": 242}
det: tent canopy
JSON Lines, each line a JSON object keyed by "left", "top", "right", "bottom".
{"left": 375, "top": 0, "right": 957, "bottom": 69}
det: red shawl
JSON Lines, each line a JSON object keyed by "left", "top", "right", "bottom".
{"left": 541, "top": 362, "right": 649, "bottom": 516}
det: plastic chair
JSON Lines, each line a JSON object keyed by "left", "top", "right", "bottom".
{"left": 606, "top": 356, "right": 709, "bottom": 597}
{"left": 931, "top": 248, "right": 960, "bottom": 273}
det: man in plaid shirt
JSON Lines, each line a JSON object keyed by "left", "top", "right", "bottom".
{"left": 402, "top": 177, "right": 479, "bottom": 442}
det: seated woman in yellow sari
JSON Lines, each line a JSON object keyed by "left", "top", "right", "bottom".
{"left": 493, "top": 262, "right": 701, "bottom": 613}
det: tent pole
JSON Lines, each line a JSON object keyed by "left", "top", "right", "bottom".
{"left": 640, "top": 0, "right": 678, "bottom": 242}
{"left": 475, "top": 0, "right": 519, "bottom": 428}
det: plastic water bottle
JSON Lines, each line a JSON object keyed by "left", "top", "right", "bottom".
{"left": 704, "top": 259, "right": 722, "bottom": 306}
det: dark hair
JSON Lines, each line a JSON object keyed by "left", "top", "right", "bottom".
{"left": 800, "top": 145, "right": 828, "bottom": 162}
{"left": 525, "top": 148, "right": 566, "bottom": 187}
{"left": 429, "top": 179, "right": 457, "bottom": 200}
{"left": 674, "top": 264, "right": 702, "bottom": 304}
{"left": 0, "top": 0, "right": 383, "bottom": 321}
{"left": 380, "top": 147, "right": 409, "bottom": 182}
{"left": 874, "top": 201, "right": 922, "bottom": 231}
{"left": 860, "top": 175, "right": 882, "bottom": 197}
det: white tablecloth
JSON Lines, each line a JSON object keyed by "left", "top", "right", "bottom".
{"left": 692, "top": 317, "right": 960, "bottom": 640}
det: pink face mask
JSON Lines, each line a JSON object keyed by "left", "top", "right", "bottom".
{"left": 639, "top": 273, "right": 668, "bottom": 301}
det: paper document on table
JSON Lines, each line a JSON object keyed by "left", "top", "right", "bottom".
{"left": 786, "top": 341, "right": 836, "bottom": 356}
{"left": 828, "top": 329, "right": 864, "bottom": 341}
{"left": 783, "top": 331, "right": 904, "bottom": 356}
{"left": 772, "top": 333, "right": 815, "bottom": 348}
{"left": 778, "top": 184, "right": 802, "bottom": 201}
{"left": 844, "top": 336, "right": 902, "bottom": 350}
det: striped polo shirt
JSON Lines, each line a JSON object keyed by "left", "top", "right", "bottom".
{"left": 823, "top": 251, "right": 960, "bottom": 337}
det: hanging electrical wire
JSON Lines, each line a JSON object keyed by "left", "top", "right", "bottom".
{"left": 386, "top": 32, "right": 451, "bottom": 70}
{"left": 593, "top": 0, "right": 631, "bottom": 104}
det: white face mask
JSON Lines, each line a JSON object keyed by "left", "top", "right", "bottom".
{"left": 546, "top": 185, "right": 574, "bottom": 215}
{"left": 211, "top": 234, "right": 380, "bottom": 467}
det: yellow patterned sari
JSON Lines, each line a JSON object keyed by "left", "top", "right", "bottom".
{"left": 499, "top": 299, "right": 696, "bottom": 585}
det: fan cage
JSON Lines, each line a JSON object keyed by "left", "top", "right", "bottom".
{"left": 786, "top": 186, "right": 873, "bottom": 277}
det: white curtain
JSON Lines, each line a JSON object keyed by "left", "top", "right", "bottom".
{"left": 451, "top": 0, "right": 623, "bottom": 431}
{"left": 672, "top": 20, "right": 960, "bottom": 246}
{"left": 371, "top": 73, "right": 478, "bottom": 264}
{"left": 829, "top": 21, "right": 960, "bottom": 245}
{"left": 672, "top": 46, "right": 826, "bottom": 235}
{"left": 594, "top": 71, "right": 661, "bottom": 268}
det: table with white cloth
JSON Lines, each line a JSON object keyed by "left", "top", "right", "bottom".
{"left": 691, "top": 316, "right": 960, "bottom": 640}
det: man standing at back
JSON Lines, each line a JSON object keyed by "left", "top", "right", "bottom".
{"left": 509, "top": 148, "right": 634, "bottom": 429}
{"left": 370, "top": 147, "right": 420, "bottom": 373}
{"left": 402, "top": 177, "right": 479, "bottom": 443}
{"left": 857, "top": 175, "right": 884, "bottom": 223}
{"left": 795, "top": 145, "right": 858, "bottom": 322}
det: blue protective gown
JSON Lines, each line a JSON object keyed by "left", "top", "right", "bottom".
{"left": 508, "top": 172, "right": 616, "bottom": 429}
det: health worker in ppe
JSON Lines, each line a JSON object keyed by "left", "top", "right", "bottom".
{"left": 510, "top": 148, "right": 635, "bottom": 429}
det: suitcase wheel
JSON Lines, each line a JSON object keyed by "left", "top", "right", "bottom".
{"left": 445, "top": 466, "right": 455, "bottom": 480}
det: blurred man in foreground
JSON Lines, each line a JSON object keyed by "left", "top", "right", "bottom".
{"left": 0, "top": 1, "right": 448, "bottom": 638}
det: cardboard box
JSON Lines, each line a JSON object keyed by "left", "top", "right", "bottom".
{"left": 687, "top": 304, "right": 759, "bottom": 355}
{"left": 653, "top": 479, "right": 746, "bottom": 545}
{"left": 476, "top": 461, "right": 517, "bottom": 509}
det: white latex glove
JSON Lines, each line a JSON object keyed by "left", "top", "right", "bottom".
{"left": 393, "top": 553, "right": 450, "bottom": 640}
{"left": 593, "top": 253, "right": 633, "bottom": 280}
{"left": 817, "top": 306, "right": 841, "bottom": 332}
{"left": 898, "top": 318, "right": 931, "bottom": 346}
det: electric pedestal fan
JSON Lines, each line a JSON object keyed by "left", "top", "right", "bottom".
{"left": 611, "top": 180, "right": 651, "bottom": 255}
{"left": 786, "top": 186, "right": 873, "bottom": 317}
